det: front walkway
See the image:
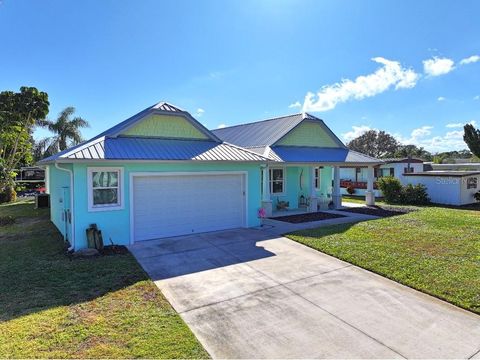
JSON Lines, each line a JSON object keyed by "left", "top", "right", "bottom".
{"left": 130, "top": 228, "right": 480, "bottom": 359}
{"left": 263, "top": 207, "right": 377, "bottom": 235}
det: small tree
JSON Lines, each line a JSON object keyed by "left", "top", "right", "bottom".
{"left": 377, "top": 176, "right": 402, "bottom": 203}
{"left": 0, "top": 87, "right": 49, "bottom": 200}
{"left": 464, "top": 124, "right": 480, "bottom": 158}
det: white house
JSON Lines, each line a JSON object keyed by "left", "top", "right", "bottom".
{"left": 403, "top": 171, "right": 480, "bottom": 206}
{"left": 340, "top": 158, "right": 424, "bottom": 197}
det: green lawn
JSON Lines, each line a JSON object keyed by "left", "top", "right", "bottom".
{"left": 342, "top": 194, "right": 385, "bottom": 204}
{"left": 287, "top": 206, "right": 480, "bottom": 314}
{"left": 0, "top": 200, "right": 209, "bottom": 359}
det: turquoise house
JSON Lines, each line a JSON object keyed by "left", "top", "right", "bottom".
{"left": 40, "top": 102, "right": 380, "bottom": 251}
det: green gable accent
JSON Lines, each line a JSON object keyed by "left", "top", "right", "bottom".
{"left": 121, "top": 114, "right": 209, "bottom": 139}
{"left": 276, "top": 121, "right": 340, "bottom": 147}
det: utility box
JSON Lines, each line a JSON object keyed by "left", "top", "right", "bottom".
{"left": 35, "top": 193, "right": 50, "bottom": 208}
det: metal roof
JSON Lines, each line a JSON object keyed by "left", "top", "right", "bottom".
{"left": 269, "top": 146, "right": 382, "bottom": 164}
{"left": 404, "top": 171, "right": 480, "bottom": 177}
{"left": 41, "top": 137, "right": 268, "bottom": 162}
{"left": 212, "top": 113, "right": 307, "bottom": 148}
{"left": 381, "top": 157, "right": 424, "bottom": 163}
{"left": 38, "top": 102, "right": 379, "bottom": 165}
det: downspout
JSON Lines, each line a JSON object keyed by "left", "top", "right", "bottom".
{"left": 55, "top": 162, "right": 75, "bottom": 251}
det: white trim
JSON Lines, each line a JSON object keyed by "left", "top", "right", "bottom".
{"left": 87, "top": 167, "right": 125, "bottom": 212}
{"left": 269, "top": 166, "right": 286, "bottom": 195}
{"left": 129, "top": 171, "right": 249, "bottom": 244}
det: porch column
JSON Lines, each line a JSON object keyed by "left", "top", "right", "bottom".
{"left": 261, "top": 166, "right": 272, "bottom": 217}
{"left": 365, "top": 165, "right": 375, "bottom": 206}
{"left": 309, "top": 166, "right": 318, "bottom": 212}
{"left": 332, "top": 165, "right": 342, "bottom": 208}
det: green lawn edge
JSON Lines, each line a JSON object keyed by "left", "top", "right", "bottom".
{"left": 286, "top": 206, "right": 480, "bottom": 315}
{"left": 0, "top": 200, "right": 209, "bottom": 359}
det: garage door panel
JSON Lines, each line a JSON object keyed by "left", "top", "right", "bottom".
{"left": 133, "top": 174, "right": 245, "bottom": 241}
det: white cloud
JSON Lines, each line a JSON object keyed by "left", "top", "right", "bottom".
{"left": 445, "top": 120, "right": 476, "bottom": 128}
{"left": 397, "top": 124, "right": 473, "bottom": 152}
{"left": 302, "top": 57, "right": 419, "bottom": 112}
{"left": 460, "top": 55, "right": 480, "bottom": 65}
{"left": 410, "top": 125, "right": 433, "bottom": 139}
{"left": 446, "top": 122, "right": 463, "bottom": 128}
{"left": 474, "top": 95, "right": 480, "bottom": 100}
{"left": 423, "top": 57, "right": 455, "bottom": 76}
{"left": 437, "top": 96, "right": 446, "bottom": 101}
{"left": 288, "top": 101, "right": 302, "bottom": 109}
{"left": 195, "top": 108, "right": 205, "bottom": 117}
{"left": 217, "top": 124, "right": 227, "bottom": 129}
{"left": 342, "top": 125, "right": 376, "bottom": 142}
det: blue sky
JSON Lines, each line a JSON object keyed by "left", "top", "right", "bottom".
{"left": 1, "top": 0, "right": 479, "bottom": 153}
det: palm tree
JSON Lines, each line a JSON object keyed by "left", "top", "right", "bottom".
{"left": 45, "top": 107, "right": 89, "bottom": 152}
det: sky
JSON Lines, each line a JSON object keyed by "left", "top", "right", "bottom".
{"left": 1, "top": 0, "right": 479, "bottom": 153}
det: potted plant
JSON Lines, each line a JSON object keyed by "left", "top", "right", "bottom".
{"left": 346, "top": 185, "right": 355, "bottom": 195}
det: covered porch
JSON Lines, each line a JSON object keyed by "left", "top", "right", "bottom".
{"left": 261, "top": 163, "right": 376, "bottom": 218}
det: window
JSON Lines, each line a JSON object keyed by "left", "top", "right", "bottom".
{"left": 389, "top": 167, "right": 395, "bottom": 177}
{"left": 88, "top": 167, "right": 123, "bottom": 211}
{"left": 467, "top": 177, "right": 478, "bottom": 189}
{"left": 404, "top": 167, "right": 414, "bottom": 174}
{"left": 315, "top": 167, "right": 321, "bottom": 189}
{"left": 269, "top": 168, "right": 285, "bottom": 194}
{"left": 355, "top": 167, "right": 362, "bottom": 181}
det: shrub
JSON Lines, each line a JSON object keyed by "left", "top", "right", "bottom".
{"left": 474, "top": 191, "right": 480, "bottom": 202}
{"left": 401, "top": 184, "right": 430, "bottom": 205}
{"left": 377, "top": 176, "right": 402, "bottom": 203}
{"left": 0, "top": 187, "right": 17, "bottom": 203}
{"left": 346, "top": 185, "right": 355, "bottom": 195}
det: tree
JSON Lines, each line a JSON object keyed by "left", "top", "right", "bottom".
{"left": 347, "top": 130, "right": 399, "bottom": 158}
{"left": 463, "top": 124, "right": 480, "bottom": 158}
{"left": 394, "top": 144, "right": 432, "bottom": 161}
{"left": 32, "top": 137, "right": 55, "bottom": 162}
{"left": 0, "top": 87, "right": 49, "bottom": 199}
{"left": 44, "top": 107, "right": 89, "bottom": 153}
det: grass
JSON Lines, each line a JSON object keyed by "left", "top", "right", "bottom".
{"left": 342, "top": 194, "right": 385, "bottom": 204}
{"left": 0, "top": 199, "right": 209, "bottom": 359}
{"left": 287, "top": 205, "right": 480, "bottom": 314}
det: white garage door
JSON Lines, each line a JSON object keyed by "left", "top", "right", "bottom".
{"left": 133, "top": 173, "right": 246, "bottom": 242}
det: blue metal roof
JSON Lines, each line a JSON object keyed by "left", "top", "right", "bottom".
{"left": 38, "top": 102, "right": 380, "bottom": 165}
{"left": 270, "top": 146, "right": 381, "bottom": 164}
{"left": 41, "top": 137, "right": 268, "bottom": 162}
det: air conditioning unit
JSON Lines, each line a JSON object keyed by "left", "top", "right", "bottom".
{"left": 35, "top": 193, "right": 50, "bottom": 208}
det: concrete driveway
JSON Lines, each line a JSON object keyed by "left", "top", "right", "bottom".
{"left": 130, "top": 228, "right": 480, "bottom": 359}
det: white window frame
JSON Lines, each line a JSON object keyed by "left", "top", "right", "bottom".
{"left": 314, "top": 167, "right": 321, "bottom": 190}
{"left": 87, "top": 167, "right": 124, "bottom": 212}
{"left": 269, "top": 167, "right": 286, "bottom": 195}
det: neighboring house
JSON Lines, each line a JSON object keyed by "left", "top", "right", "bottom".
{"left": 426, "top": 162, "right": 480, "bottom": 171}
{"left": 404, "top": 171, "right": 480, "bottom": 205}
{"left": 339, "top": 158, "right": 424, "bottom": 196}
{"left": 40, "top": 102, "right": 381, "bottom": 251}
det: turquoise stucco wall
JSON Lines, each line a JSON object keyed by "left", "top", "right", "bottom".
{"left": 269, "top": 165, "right": 333, "bottom": 208}
{"left": 48, "top": 164, "right": 72, "bottom": 241}
{"left": 56, "top": 162, "right": 263, "bottom": 250}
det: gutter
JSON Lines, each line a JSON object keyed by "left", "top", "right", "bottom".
{"left": 55, "top": 162, "right": 75, "bottom": 251}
